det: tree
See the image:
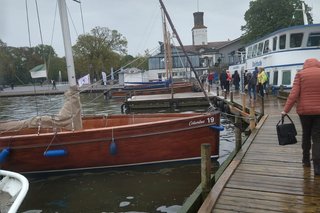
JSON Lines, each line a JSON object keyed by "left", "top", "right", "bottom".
{"left": 73, "top": 26, "right": 128, "bottom": 80}
{"left": 241, "top": 0, "right": 313, "bottom": 43}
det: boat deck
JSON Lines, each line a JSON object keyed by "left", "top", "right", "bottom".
{"left": 198, "top": 90, "right": 320, "bottom": 212}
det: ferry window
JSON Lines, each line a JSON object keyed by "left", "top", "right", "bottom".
{"left": 273, "top": 70, "right": 278, "bottom": 85}
{"left": 263, "top": 40, "right": 270, "bottom": 53}
{"left": 290, "top": 33, "right": 303, "bottom": 48}
{"left": 273, "top": 37, "right": 277, "bottom": 51}
{"left": 307, "top": 32, "right": 320, "bottom": 46}
{"left": 257, "top": 42, "right": 263, "bottom": 56}
{"left": 279, "top": 35, "right": 286, "bottom": 49}
{"left": 282, "top": 70, "right": 291, "bottom": 85}
{"left": 247, "top": 46, "right": 253, "bottom": 59}
{"left": 252, "top": 44, "right": 258, "bottom": 57}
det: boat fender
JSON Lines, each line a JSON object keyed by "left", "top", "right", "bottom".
{"left": 0, "top": 147, "right": 10, "bottom": 163}
{"left": 109, "top": 138, "right": 117, "bottom": 155}
{"left": 44, "top": 149, "right": 68, "bottom": 157}
{"left": 209, "top": 125, "right": 224, "bottom": 131}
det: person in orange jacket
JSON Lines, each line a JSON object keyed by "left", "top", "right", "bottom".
{"left": 282, "top": 58, "right": 320, "bottom": 174}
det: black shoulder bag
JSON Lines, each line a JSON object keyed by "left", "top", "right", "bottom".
{"left": 276, "top": 114, "right": 297, "bottom": 145}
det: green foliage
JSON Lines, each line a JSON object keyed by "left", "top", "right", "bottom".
{"left": 0, "top": 39, "right": 62, "bottom": 85}
{"left": 241, "top": 0, "right": 313, "bottom": 43}
{"left": 73, "top": 26, "right": 128, "bottom": 79}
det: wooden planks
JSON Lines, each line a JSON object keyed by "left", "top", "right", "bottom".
{"left": 199, "top": 112, "right": 320, "bottom": 213}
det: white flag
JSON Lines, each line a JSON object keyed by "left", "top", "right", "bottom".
{"left": 102, "top": 72, "right": 107, "bottom": 85}
{"left": 29, "top": 64, "right": 47, "bottom": 78}
{"left": 78, "top": 74, "right": 90, "bottom": 87}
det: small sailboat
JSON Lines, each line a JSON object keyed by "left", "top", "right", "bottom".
{"left": 0, "top": 0, "right": 222, "bottom": 174}
{"left": 0, "top": 170, "right": 29, "bottom": 213}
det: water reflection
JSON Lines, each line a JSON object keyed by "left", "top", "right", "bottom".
{"left": 1, "top": 93, "right": 235, "bottom": 212}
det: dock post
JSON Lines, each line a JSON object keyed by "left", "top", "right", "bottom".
{"left": 261, "top": 97, "right": 265, "bottom": 116}
{"left": 217, "top": 86, "right": 219, "bottom": 96}
{"left": 230, "top": 91, "right": 234, "bottom": 103}
{"left": 201, "top": 143, "right": 211, "bottom": 199}
{"left": 235, "top": 116, "right": 242, "bottom": 152}
{"left": 249, "top": 105, "right": 256, "bottom": 130}
{"left": 208, "top": 83, "right": 210, "bottom": 92}
{"left": 241, "top": 93, "right": 246, "bottom": 112}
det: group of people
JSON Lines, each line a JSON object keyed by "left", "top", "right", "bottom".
{"left": 244, "top": 67, "right": 268, "bottom": 100}
{"left": 217, "top": 67, "right": 267, "bottom": 96}
{"left": 219, "top": 70, "right": 241, "bottom": 92}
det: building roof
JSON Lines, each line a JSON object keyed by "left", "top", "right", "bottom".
{"left": 179, "top": 41, "right": 232, "bottom": 53}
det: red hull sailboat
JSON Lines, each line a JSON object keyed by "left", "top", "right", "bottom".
{"left": 0, "top": 113, "right": 220, "bottom": 174}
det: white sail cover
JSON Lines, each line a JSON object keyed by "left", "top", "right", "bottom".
{"left": 0, "top": 86, "right": 82, "bottom": 132}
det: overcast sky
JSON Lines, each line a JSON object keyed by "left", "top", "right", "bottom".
{"left": 0, "top": 0, "right": 319, "bottom": 57}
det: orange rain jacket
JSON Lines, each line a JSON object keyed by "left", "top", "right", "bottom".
{"left": 284, "top": 58, "right": 320, "bottom": 115}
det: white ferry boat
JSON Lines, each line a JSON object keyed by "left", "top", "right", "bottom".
{"left": 229, "top": 23, "right": 320, "bottom": 89}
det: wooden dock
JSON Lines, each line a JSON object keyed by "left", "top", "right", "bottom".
{"left": 124, "top": 92, "right": 216, "bottom": 110}
{"left": 197, "top": 93, "right": 320, "bottom": 212}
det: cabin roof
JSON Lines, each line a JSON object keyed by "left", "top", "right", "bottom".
{"left": 247, "top": 23, "right": 320, "bottom": 46}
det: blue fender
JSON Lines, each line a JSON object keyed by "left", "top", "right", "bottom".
{"left": 209, "top": 125, "right": 224, "bottom": 131}
{"left": 109, "top": 138, "right": 117, "bottom": 155}
{"left": 0, "top": 148, "right": 10, "bottom": 163}
{"left": 44, "top": 149, "right": 68, "bottom": 157}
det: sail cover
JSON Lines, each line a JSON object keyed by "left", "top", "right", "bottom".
{"left": 0, "top": 86, "right": 82, "bottom": 132}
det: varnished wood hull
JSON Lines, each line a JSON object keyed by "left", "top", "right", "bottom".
{"left": 0, "top": 112, "right": 220, "bottom": 174}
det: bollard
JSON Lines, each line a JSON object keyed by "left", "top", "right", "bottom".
{"left": 201, "top": 143, "right": 211, "bottom": 199}
{"left": 235, "top": 116, "right": 242, "bottom": 152}
{"left": 217, "top": 86, "right": 219, "bottom": 96}
{"left": 261, "top": 96, "right": 265, "bottom": 116}
{"left": 241, "top": 93, "right": 246, "bottom": 112}
{"left": 230, "top": 91, "right": 234, "bottom": 103}
{"left": 249, "top": 105, "right": 256, "bottom": 130}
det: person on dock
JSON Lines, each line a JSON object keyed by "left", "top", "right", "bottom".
{"left": 220, "top": 70, "right": 227, "bottom": 91}
{"left": 257, "top": 67, "right": 268, "bottom": 97}
{"left": 247, "top": 69, "right": 258, "bottom": 101}
{"left": 232, "top": 70, "right": 240, "bottom": 91}
{"left": 52, "top": 80, "right": 57, "bottom": 90}
{"left": 282, "top": 58, "right": 320, "bottom": 174}
{"left": 208, "top": 72, "right": 214, "bottom": 86}
{"left": 225, "top": 70, "right": 232, "bottom": 93}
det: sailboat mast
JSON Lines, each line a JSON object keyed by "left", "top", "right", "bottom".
{"left": 161, "top": 9, "right": 172, "bottom": 80}
{"left": 159, "top": 0, "right": 214, "bottom": 108}
{"left": 57, "top": 0, "right": 77, "bottom": 87}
